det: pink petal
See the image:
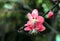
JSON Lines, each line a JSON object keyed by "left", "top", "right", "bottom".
{"left": 24, "top": 21, "right": 33, "bottom": 26}
{"left": 27, "top": 13, "right": 33, "bottom": 20}
{"left": 37, "top": 16, "right": 44, "bottom": 23}
{"left": 24, "top": 27, "right": 32, "bottom": 31}
{"left": 38, "top": 25, "right": 46, "bottom": 32}
{"left": 35, "top": 23, "right": 45, "bottom": 32}
{"left": 35, "top": 23, "right": 42, "bottom": 30}
{"left": 24, "top": 21, "right": 31, "bottom": 26}
{"left": 32, "top": 9, "right": 38, "bottom": 18}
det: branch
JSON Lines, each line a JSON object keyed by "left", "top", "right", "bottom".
{"left": 42, "top": 1, "right": 58, "bottom": 16}
{"left": 44, "top": 21, "right": 58, "bottom": 34}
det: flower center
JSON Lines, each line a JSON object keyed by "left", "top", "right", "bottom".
{"left": 32, "top": 19, "right": 38, "bottom": 24}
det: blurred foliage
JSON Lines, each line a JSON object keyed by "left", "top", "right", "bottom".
{"left": 56, "top": 34, "right": 60, "bottom": 41}
{"left": 0, "top": 0, "right": 60, "bottom": 41}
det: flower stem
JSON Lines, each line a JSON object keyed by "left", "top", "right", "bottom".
{"left": 32, "top": 33, "right": 39, "bottom": 41}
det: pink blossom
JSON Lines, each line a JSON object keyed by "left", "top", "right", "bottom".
{"left": 48, "top": 11, "right": 54, "bottom": 18}
{"left": 24, "top": 9, "right": 45, "bottom": 32}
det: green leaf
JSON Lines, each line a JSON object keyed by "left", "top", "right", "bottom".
{"left": 59, "top": 3, "right": 60, "bottom": 8}
{"left": 37, "top": 0, "right": 43, "bottom": 4}
{"left": 56, "top": 34, "right": 60, "bottom": 41}
{"left": 4, "top": 4, "right": 13, "bottom": 10}
{"left": 42, "top": 3, "right": 49, "bottom": 13}
{"left": 44, "top": 15, "right": 48, "bottom": 19}
{"left": 43, "top": 0, "right": 53, "bottom": 9}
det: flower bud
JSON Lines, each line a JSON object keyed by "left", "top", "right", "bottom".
{"left": 48, "top": 11, "right": 54, "bottom": 18}
{"left": 45, "top": 11, "right": 54, "bottom": 19}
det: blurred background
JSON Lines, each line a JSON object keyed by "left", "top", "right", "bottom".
{"left": 0, "top": 0, "right": 60, "bottom": 41}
